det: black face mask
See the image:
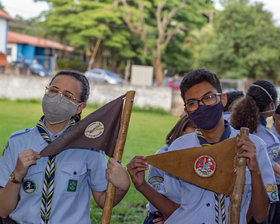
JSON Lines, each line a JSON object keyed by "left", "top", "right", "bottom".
{"left": 188, "top": 101, "right": 224, "bottom": 130}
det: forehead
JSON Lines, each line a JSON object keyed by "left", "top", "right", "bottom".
{"left": 184, "top": 81, "right": 217, "bottom": 100}
{"left": 51, "top": 75, "right": 82, "bottom": 96}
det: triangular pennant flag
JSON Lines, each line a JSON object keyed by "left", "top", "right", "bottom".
{"left": 40, "top": 94, "right": 125, "bottom": 157}
{"left": 146, "top": 137, "right": 237, "bottom": 196}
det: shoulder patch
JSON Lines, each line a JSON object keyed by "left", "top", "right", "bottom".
{"left": 10, "top": 128, "right": 31, "bottom": 139}
{"left": 148, "top": 176, "right": 164, "bottom": 184}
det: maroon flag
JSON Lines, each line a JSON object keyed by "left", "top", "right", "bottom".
{"left": 40, "top": 94, "right": 125, "bottom": 157}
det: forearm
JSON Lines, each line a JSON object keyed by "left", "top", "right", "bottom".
{"left": 113, "top": 185, "right": 130, "bottom": 206}
{"left": 250, "top": 169, "right": 270, "bottom": 222}
{"left": 0, "top": 182, "right": 21, "bottom": 217}
{"left": 137, "top": 182, "right": 178, "bottom": 218}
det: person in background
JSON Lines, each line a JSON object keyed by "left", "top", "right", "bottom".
{"left": 0, "top": 70, "right": 130, "bottom": 224}
{"left": 230, "top": 80, "right": 280, "bottom": 224}
{"left": 223, "top": 90, "right": 244, "bottom": 121}
{"left": 269, "top": 104, "right": 280, "bottom": 224}
{"left": 144, "top": 115, "right": 195, "bottom": 224}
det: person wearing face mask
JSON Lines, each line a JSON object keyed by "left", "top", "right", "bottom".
{"left": 0, "top": 70, "right": 130, "bottom": 224}
{"left": 127, "top": 69, "right": 277, "bottom": 224}
{"left": 230, "top": 80, "right": 280, "bottom": 224}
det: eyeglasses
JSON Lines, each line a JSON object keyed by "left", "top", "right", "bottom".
{"left": 45, "top": 86, "right": 79, "bottom": 103}
{"left": 184, "top": 92, "right": 222, "bottom": 113}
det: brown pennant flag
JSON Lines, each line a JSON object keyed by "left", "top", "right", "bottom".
{"left": 40, "top": 94, "right": 125, "bottom": 157}
{"left": 146, "top": 137, "right": 237, "bottom": 196}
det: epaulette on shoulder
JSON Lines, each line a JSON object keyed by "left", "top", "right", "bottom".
{"left": 10, "top": 128, "right": 31, "bottom": 139}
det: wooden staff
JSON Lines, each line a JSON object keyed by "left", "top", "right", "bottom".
{"left": 101, "top": 90, "right": 135, "bottom": 224}
{"left": 230, "top": 127, "right": 249, "bottom": 224}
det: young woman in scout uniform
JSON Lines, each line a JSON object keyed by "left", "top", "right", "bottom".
{"left": 0, "top": 70, "right": 130, "bottom": 224}
{"left": 144, "top": 115, "right": 195, "bottom": 224}
{"left": 128, "top": 69, "right": 277, "bottom": 224}
{"left": 230, "top": 80, "right": 280, "bottom": 224}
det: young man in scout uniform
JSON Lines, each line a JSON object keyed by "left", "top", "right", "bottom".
{"left": 127, "top": 69, "right": 278, "bottom": 224}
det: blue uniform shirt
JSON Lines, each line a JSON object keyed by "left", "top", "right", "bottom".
{"left": 146, "top": 145, "right": 181, "bottom": 213}
{"left": 163, "top": 125, "right": 278, "bottom": 224}
{"left": 0, "top": 121, "right": 108, "bottom": 224}
{"left": 270, "top": 124, "right": 280, "bottom": 184}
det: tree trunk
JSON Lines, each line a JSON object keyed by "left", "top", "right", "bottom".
{"left": 154, "top": 37, "right": 164, "bottom": 86}
{"left": 124, "top": 59, "right": 131, "bottom": 83}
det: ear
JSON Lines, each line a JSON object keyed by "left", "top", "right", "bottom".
{"left": 76, "top": 102, "right": 87, "bottom": 115}
{"left": 221, "top": 93, "right": 227, "bottom": 107}
{"left": 184, "top": 107, "right": 189, "bottom": 116}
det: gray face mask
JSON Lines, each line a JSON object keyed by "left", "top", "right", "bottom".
{"left": 42, "top": 93, "right": 79, "bottom": 124}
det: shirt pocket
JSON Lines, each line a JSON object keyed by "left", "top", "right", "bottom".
{"left": 60, "top": 162, "right": 87, "bottom": 194}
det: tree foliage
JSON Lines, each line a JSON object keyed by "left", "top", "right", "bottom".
{"left": 195, "top": 0, "right": 280, "bottom": 81}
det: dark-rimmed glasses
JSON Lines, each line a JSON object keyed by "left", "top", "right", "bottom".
{"left": 184, "top": 92, "right": 222, "bottom": 112}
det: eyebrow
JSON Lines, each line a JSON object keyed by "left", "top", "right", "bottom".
{"left": 186, "top": 91, "right": 214, "bottom": 101}
{"left": 50, "top": 85, "right": 75, "bottom": 96}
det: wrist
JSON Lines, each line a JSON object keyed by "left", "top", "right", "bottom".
{"left": 9, "top": 171, "right": 23, "bottom": 184}
{"left": 135, "top": 181, "right": 148, "bottom": 192}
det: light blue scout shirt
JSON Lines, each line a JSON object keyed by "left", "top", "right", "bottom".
{"left": 255, "top": 117, "right": 280, "bottom": 167}
{"left": 163, "top": 125, "right": 278, "bottom": 224}
{"left": 0, "top": 120, "right": 108, "bottom": 224}
{"left": 146, "top": 145, "right": 181, "bottom": 213}
{"left": 270, "top": 124, "right": 280, "bottom": 184}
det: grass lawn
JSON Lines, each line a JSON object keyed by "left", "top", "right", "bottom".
{"left": 0, "top": 99, "right": 179, "bottom": 223}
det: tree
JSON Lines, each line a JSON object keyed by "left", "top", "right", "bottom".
{"left": 116, "top": 0, "right": 211, "bottom": 86}
{"left": 195, "top": 0, "right": 280, "bottom": 81}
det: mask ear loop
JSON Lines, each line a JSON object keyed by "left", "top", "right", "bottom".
{"left": 249, "top": 84, "right": 276, "bottom": 114}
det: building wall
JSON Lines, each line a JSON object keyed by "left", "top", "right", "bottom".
{"left": 16, "top": 44, "right": 36, "bottom": 64}
{"left": 7, "top": 43, "right": 17, "bottom": 63}
{"left": 0, "top": 18, "right": 8, "bottom": 54}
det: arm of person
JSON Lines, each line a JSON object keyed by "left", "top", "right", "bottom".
{"left": 237, "top": 135, "right": 269, "bottom": 223}
{"left": 127, "top": 156, "right": 179, "bottom": 218}
{"left": 0, "top": 149, "right": 40, "bottom": 217}
{"left": 91, "top": 158, "right": 130, "bottom": 208}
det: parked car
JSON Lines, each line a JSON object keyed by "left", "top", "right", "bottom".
{"left": 29, "top": 63, "right": 51, "bottom": 77}
{"left": 85, "top": 69, "right": 124, "bottom": 84}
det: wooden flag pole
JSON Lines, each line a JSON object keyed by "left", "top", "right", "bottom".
{"left": 101, "top": 90, "right": 135, "bottom": 224}
{"left": 230, "top": 127, "right": 249, "bottom": 224}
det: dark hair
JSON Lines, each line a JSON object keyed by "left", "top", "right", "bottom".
{"left": 50, "top": 70, "right": 90, "bottom": 122}
{"left": 165, "top": 115, "right": 195, "bottom": 145}
{"left": 247, "top": 80, "right": 277, "bottom": 112}
{"left": 230, "top": 80, "right": 277, "bottom": 133}
{"left": 180, "top": 69, "right": 222, "bottom": 102}
{"left": 224, "top": 91, "right": 244, "bottom": 112}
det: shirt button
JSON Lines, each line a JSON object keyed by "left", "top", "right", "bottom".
{"left": 206, "top": 203, "right": 210, "bottom": 207}
{"left": 73, "top": 171, "right": 77, "bottom": 175}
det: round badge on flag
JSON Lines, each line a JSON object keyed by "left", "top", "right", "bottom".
{"left": 194, "top": 155, "right": 216, "bottom": 178}
{"left": 85, "top": 121, "right": 104, "bottom": 138}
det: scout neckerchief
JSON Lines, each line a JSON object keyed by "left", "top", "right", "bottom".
{"left": 37, "top": 116, "right": 75, "bottom": 224}
{"left": 196, "top": 120, "right": 231, "bottom": 224}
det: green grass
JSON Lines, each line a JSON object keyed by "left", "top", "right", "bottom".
{"left": 0, "top": 99, "right": 178, "bottom": 223}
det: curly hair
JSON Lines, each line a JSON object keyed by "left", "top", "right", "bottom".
{"left": 165, "top": 115, "right": 195, "bottom": 145}
{"left": 230, "top": 96, "right": 260, "bottom": 133}
{"left": 224, "top": 91, "right": 244, "bottom": 112}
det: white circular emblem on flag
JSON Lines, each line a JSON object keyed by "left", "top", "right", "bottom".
{"left": 85, "top": 121, "right": 104, "bottom": 138}
{"left": 194, "top": 155, "right": 216, "bottom": 178}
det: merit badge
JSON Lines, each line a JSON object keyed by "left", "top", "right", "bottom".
{"left": 274, "top": 184, "right": 278, "bottom": 192}
{"left": 194, "top": 155, "right": 216, "bottom": 178}
{"left": 266, "top": 184, "right": 273, "bottom": 192}
{"left": 67, "top": 180, "right": 78, "bottom": 192}
{"left": 271, "top": 192, "right": 277, "bottom": 200}
{"left": 22, "top": 179, "right": 37, "bottom": 194}
{"left": 85, "top": 121, "right": 104, "bottom": 139}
